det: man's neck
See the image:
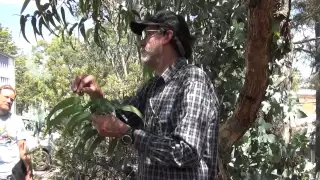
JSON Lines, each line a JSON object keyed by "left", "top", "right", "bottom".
{"left": 154, "top": 55, "right": 179, "bottom": 75}
{"left": 0, "top": 110, "right": 10, "bottom": 117}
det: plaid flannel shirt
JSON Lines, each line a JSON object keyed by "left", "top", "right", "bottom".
{"left": 128, "top": 58, "right": 219, "bottom": 180}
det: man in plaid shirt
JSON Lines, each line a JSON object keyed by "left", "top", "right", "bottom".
{"left": 72, "top": 10, "right": 219, "bottom": 180}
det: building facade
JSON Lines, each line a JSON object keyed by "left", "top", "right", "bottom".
{"left": 0, "top": 52, "right": 15, "bottom": 114}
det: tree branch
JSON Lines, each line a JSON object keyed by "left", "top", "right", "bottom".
{"left": 294, "top": 47, "right": 316, "bottom": 55}
{"left": 293, "top": 37, "right": 320, "bottom": 44}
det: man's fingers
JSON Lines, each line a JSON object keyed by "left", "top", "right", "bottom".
{"left": 71, "top": 75, "right": 84, "bottom": 92}
{"left": 76, "top": 75, "right": 95, "bottom": 93}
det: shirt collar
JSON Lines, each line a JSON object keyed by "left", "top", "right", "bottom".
{"left": 159, "top": 58, "right": 187, "bottom": 83}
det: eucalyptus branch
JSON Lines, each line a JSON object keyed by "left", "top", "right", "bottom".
{"left": 293, "top": 37, "right": 320, "bottom": 44}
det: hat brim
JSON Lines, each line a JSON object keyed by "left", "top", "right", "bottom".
{"left": 130, "top": 20, "right": 163, "bottom": 35}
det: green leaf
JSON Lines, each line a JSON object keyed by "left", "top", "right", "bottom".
{"left": 80, "top": 23, "right": 87, "bottom": 42}
{"left": 263, "top": 122, "right": 273, "bottom": 131}
{"left": 297, "top": 109, "right": 308, "bottom": 119}
{"left": 66, "top": 1, "right": 74, "bottom": 16}
{"left": 87, "top": 135, "right": 105, "bottom": 155}
{"left": 61, "top": 7, "right": 67, "bottom": 26}
{"left": 38, "top": 17, "right": 45, "bottom": 39}
{"left": 118, "top": 105, "right": 144, "bottom": 121}
{"left": 31, "top": 16, "right": 39, "bottom": 40}
{"left": 51, "top": 4, "right": 61, "bottom": 23}
{"left": 46, "top": 97, "right": 81, "bottom": 121}
{"left": 47, "top": 105, "right": 82, "bottom": 131}
{"left": 267, "top": 134, "right": 276, "bottom": 143}
{"left": 35, "top": 0, "right": 42, "bottom": 11}
{"left": 79, "top": 0, "right": 84, "bottom": 12}
{"left": 91, "top": 98, "right": 115, "bottom": 114}
{"left": 107, "top": 138, "right": 118, "bottom": 156}
{"left": 46, "top": 12, "right": 58, "bottom": 29}
{"left": 42, "top": 3, "right": 50, "bottom": 11}
{"left": 68, "top": 23, "right": 78, "bottom": 36}
{"left": 20, "top": 15, "right": 30, "bottom": 43}
{"left": 78, "top": 17, "right": 87, "bottom": 41}
{"left": 66, "top": 111, "right": 91, "bottom": 135}
{"left": 74, "top": 125, "right": 97, "bottom": 152}
{"left": 93, "top": 23, "right": 101, "bottom": 46}
{"left": 21, "top": 0, "right": 31, "bottom": 14}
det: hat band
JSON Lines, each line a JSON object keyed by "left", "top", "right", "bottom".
{"left": 173, "top": 37, "right": 186, "bottom": 57}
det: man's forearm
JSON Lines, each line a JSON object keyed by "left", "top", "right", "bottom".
{"left": 133, "top": 129, "right": 201, "bottom": 167}
{"left": 23, "top": 158, "right": 33, "bottom": 177}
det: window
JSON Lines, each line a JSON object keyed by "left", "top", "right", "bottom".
{"left": 0, "top": 77, "right": 9, "bottom": 84}
{"left": 0, "top": 58, "right": 8, "bottom": 69}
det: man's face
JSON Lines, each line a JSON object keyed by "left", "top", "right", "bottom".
{"left": 140, "top": 26, "right": 164, "bottom": 65}
{"left": 0, "top": 89, "right": 15, "bottom": 115}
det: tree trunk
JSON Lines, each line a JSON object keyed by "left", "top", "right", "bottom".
{"left": 315, "top": 21, "right": 320, "bottom": 173}
{"left": 217, "top": 0, "right": 290, "bottom": 179}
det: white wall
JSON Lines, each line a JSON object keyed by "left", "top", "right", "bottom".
{"left": 0, "top": 53, "right": 16, "bottom": 114}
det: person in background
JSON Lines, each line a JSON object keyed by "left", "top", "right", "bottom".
{"left": 0, "top": 85, "right": 33, "bottom": 180}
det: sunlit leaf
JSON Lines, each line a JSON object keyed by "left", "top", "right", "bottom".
{"left": 47, "top": 105, "right": 82, "bottom": 132}
{"left": 119, "top": 105, "right": 144, "bottom": 121}
{"left": 46, "top": 96, "right": 81, "bottom": 121}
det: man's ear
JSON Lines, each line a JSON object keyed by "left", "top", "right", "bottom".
{"left": 162, "top": 29, "right": 173, "bottom": 45}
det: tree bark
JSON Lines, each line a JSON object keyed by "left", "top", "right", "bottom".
{"left": 217, "top": 0, "right": 281, "bottom": 179}
{"left": 314, "top": 21, "right": 320, "bottom": 173}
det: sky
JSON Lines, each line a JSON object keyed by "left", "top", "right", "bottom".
{"left": 0, "top": 0, "right": 43, "bottom": 53}
{"left": 0, "top": 0, "right": 315, "bottom": 79}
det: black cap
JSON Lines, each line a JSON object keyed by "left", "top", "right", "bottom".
{"left": 130, "top": 10, "right": 196, "bottom": 59}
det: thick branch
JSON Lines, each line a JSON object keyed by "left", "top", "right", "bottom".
{"left": 218, "top": 0, "right": 273, "bottom": 159}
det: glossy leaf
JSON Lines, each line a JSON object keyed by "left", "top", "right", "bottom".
{"left": 119, "top": 105, "right": 144, "bottom": 121}
{"left": 46, "top": 96, "right": 81, "bottom": 121}
{"left": 47, "top": 105, "right": 82, "bottom": 131}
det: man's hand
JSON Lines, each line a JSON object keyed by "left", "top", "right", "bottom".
{"left": 71, "top": 75, "right": 104, "bottom": 99}
{"left": 91, "top": 114, "right": 130, "bottom": 137}
{"left": 18, "top": 140, "right": 33, "bottom": 180}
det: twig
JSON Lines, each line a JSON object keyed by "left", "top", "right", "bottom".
{"left": 293, "top": 37, "right": 320, "bottom": 44}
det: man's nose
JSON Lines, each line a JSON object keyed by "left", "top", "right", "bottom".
{"left": 5, "top": 98, "right": 13, "bottom": 104}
